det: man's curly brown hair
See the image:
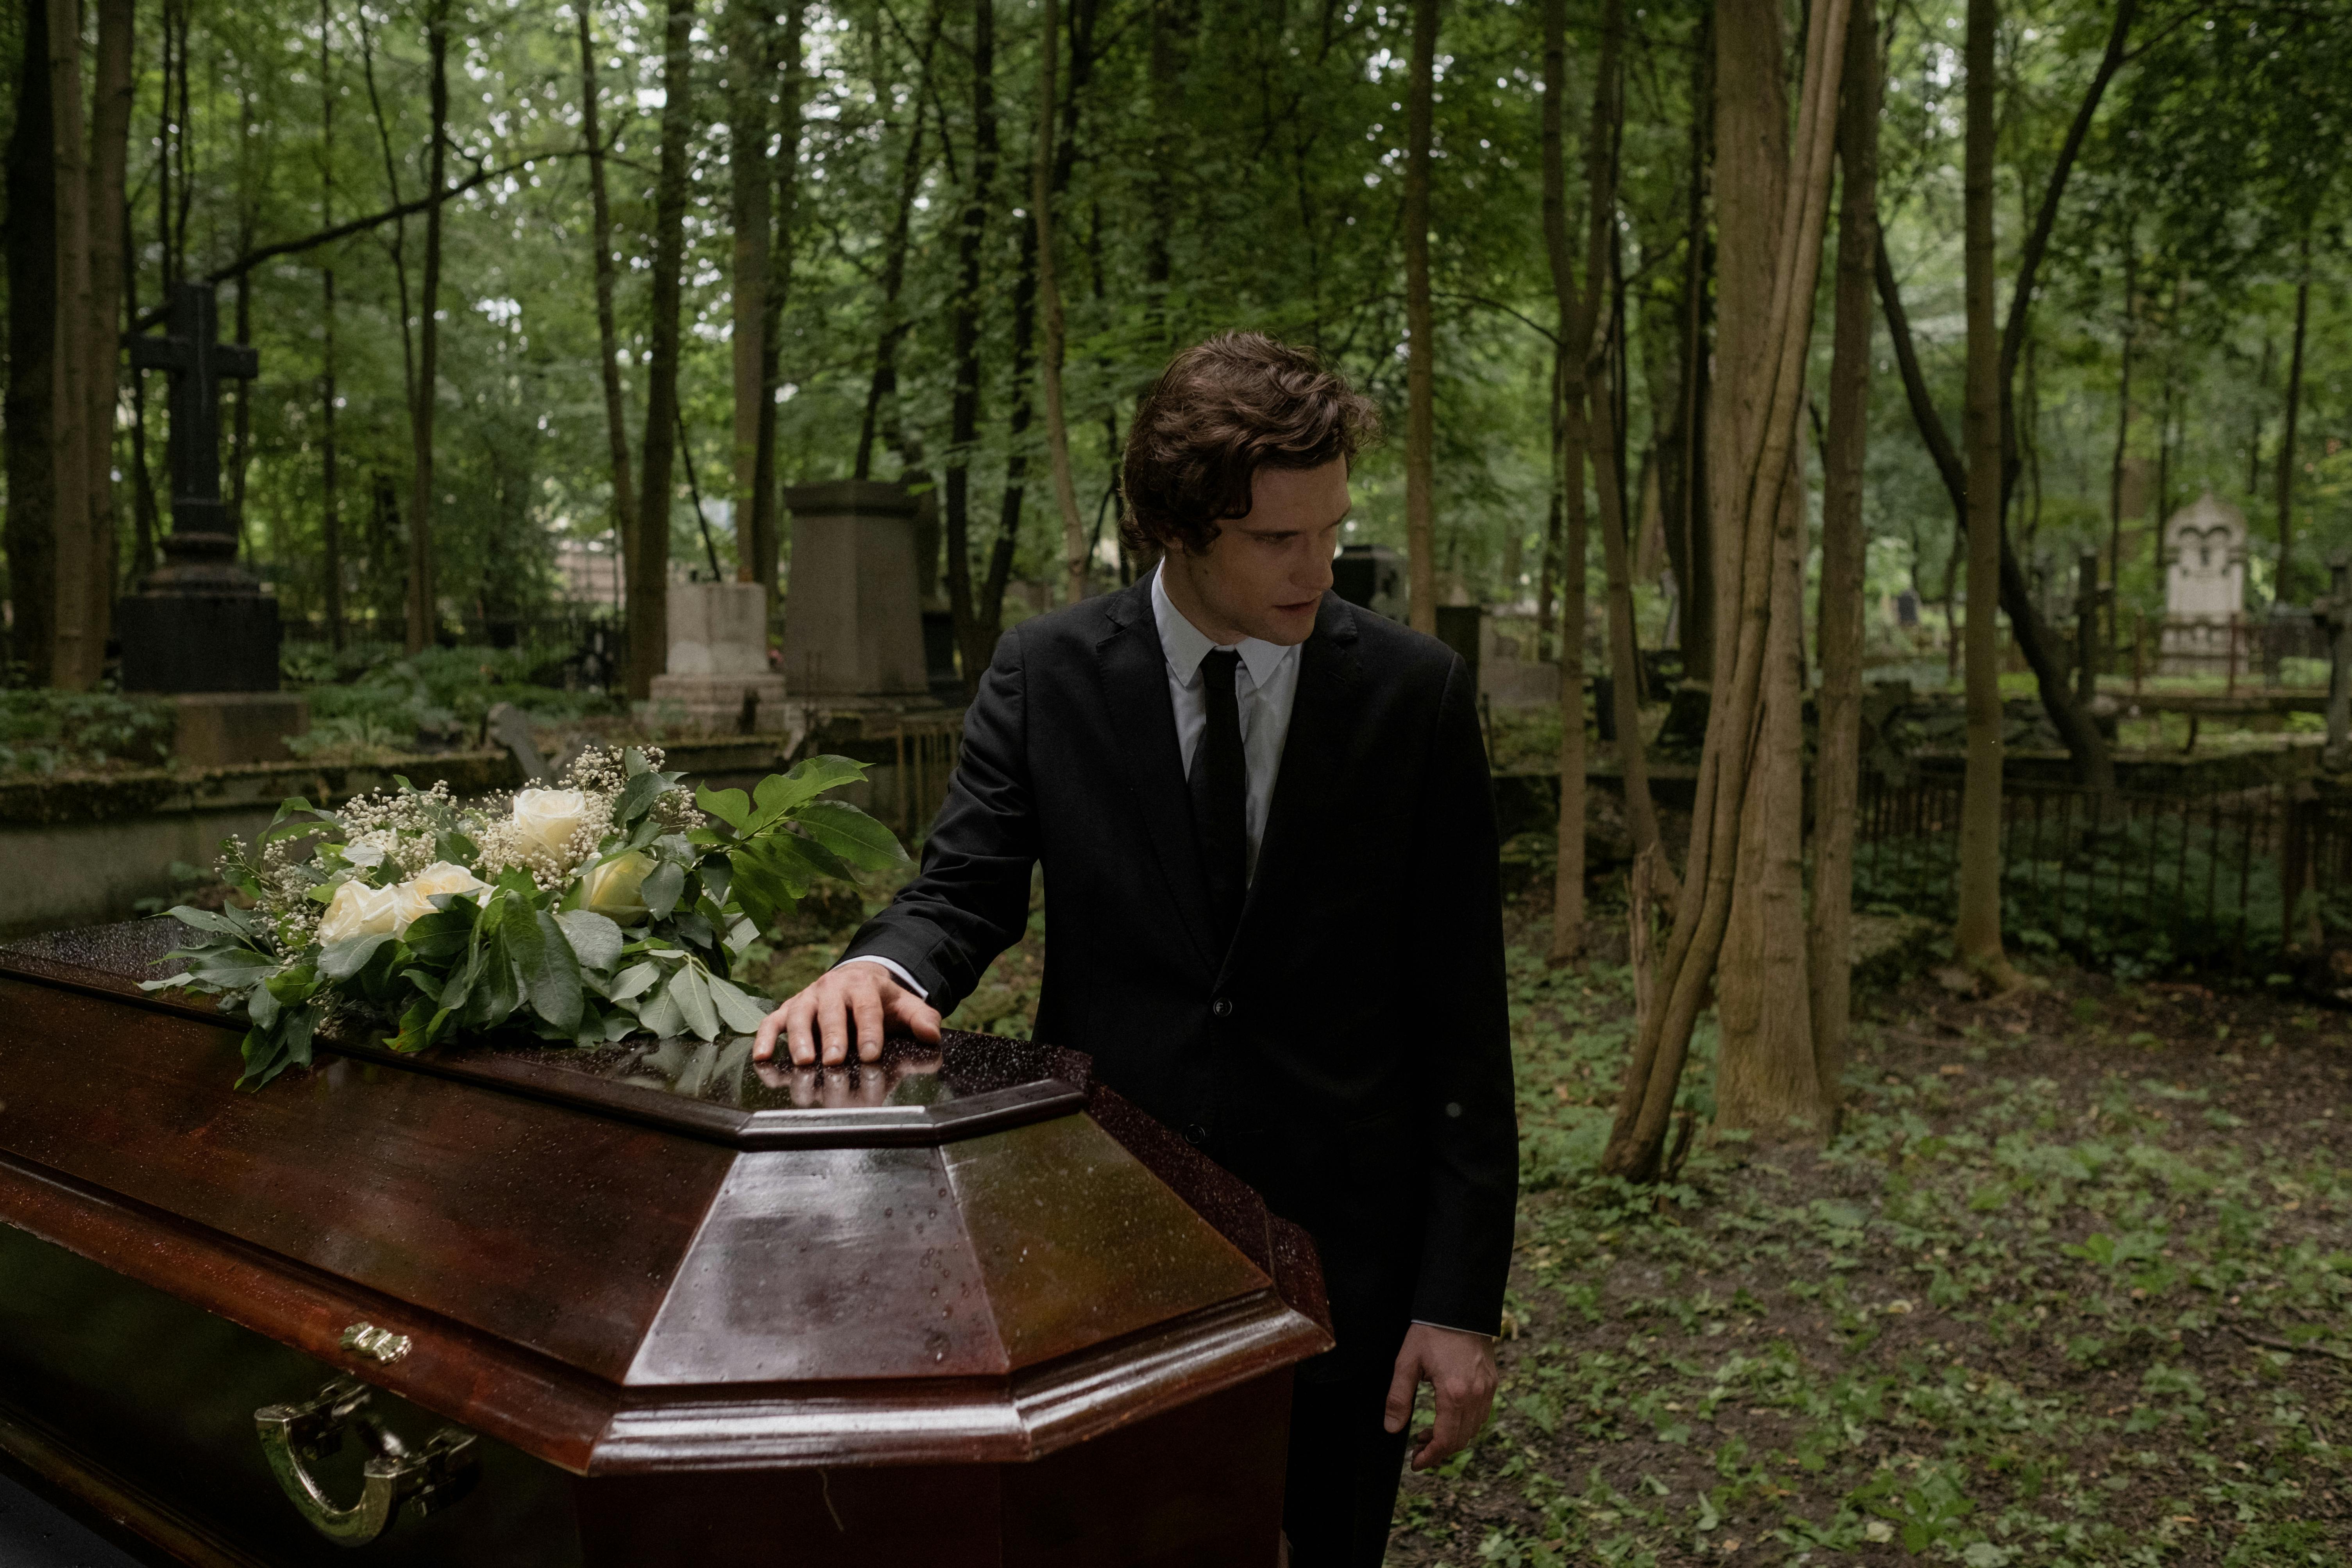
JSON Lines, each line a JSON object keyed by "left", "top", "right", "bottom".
{"left": 1119, "top": 332, "right": 1381, "bottom": 556}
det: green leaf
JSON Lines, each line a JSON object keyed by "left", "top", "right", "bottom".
{"left": 318, "top": 933, "right": 395, "bottom": 982}
{"left": 792, "top": 799, "right": 909, "bottom": 871}
{"left": 695, "top": 785, "right": 754, "bottom": 833}
{"left": 616, "top": 769, "right": 683, "bottom": 826}
{"left": 641, "top": 860, "right": 687, "bottom": 920}
{"left": 670, "top": 965, "right": 721, "bottom": 1041}
{"left": 726, "top": 848, "right": 798, "bottom": 934}
{"left": 609, "top": 960, "right": 662, "bottom": 1001}
{"left": 745, "top": 755, "right": 868, "bottom": 833}
{"left": 705, "top": 974, "right": 773, "bottom": 1034}
{"left": 510, "top": 909, "right": 585, "bottom": 1033}
{"left": 636, "top": 978, "right": 686, "bottom": 1038}
{"left": 553, "top": 909, "right": 624, "bottom": 971}
{"left": 185, "top": 946, "right": 279, "bottom": 988}
{"left": 166, "top": 905, "right": 259, "bottom": 939}
{"left": 435, "top": 830, "right": 479, "bottom": 865}
{"left": 401, "top": 905, "right": 477, "bottom": 960}
{"left": 261, "top": 797, "right": 337, "bottom": 844}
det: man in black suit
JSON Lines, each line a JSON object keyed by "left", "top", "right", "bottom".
{"left": 753, "top": 332, "right": 1517, "bottom": 1567}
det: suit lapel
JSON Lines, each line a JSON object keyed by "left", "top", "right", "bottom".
{"left": 1231, "top": 593, "right": 1363, "bottom": 964}
{"left": 1094, "top": 579, "right": 1222, "bottom": 974}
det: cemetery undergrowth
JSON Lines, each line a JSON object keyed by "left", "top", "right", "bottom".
{"left": 754, "top": 867, "right": 2352, "bottom": 1566}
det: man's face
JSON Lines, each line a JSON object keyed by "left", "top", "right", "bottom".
{"left": 1166, "top": 459, "right": 1350, "bottom": 647}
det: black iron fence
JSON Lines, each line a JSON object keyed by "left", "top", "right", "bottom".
{"left": 1856, "top": 778, "right": 2352, "bottom": 982}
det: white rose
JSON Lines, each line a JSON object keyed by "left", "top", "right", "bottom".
{"left": 579, "top": 851, "right": 655, "bottom": 921}
{"left": 392, "top": 861, "right": 488, "bottom": 932}
{"left": 317, "top": 880, "right": 402, "bottom": 945}
{"left": 512, "top": 788, "right": 589, "bottom": 861}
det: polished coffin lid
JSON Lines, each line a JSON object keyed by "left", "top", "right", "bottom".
{"left": 0, "top": 920, "right": 1331, "bottom": 1477}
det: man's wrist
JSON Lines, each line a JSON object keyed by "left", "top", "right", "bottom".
{"left": 834, "top": 954, "right": 930, "bottom": 1001}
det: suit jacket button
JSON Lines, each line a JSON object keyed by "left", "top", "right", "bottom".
{"left": 1211, "top": 998, "right": 1233, "bottom": 1019}
{"left": 1182, "top": 1124, "right": 1210, "bottom": 1148}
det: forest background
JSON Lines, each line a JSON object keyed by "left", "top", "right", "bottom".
{"left": 3, "top": 0, "right": 2349, "bottom": 695}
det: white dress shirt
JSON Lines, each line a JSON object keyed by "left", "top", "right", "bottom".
{"left": 840, "top": 564, "right": 1301, "bottom": 1001}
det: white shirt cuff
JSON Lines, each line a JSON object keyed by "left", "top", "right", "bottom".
{"left": 1412, "top": 1319, "right": 1495, "bottom": 1339}
{"left": 834, "top": 954, "right": 930, "bottom": 1001}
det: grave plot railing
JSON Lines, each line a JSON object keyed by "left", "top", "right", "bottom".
{"left": 878, "top": 714, "right": 964, "bottom": 842}
{"left": 1854, "top": 778, "right": 2352, "bottom": 979}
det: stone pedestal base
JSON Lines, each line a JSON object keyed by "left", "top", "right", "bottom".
{"left": 172, "top": 692, "right": 310, "bottom": 768}
{"left": 646, "top": 672, "right": 789, "bottom": 735}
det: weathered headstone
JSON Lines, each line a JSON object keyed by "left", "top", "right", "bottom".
{"left": 778, "top": 480, "right": 931, "bottom": 708}
{"left": 2315, "top": 554, "right": 2352, "bottom": 771}
{"left": 2159, "top": 491, "right": 2248, "bottom": 676}
{"left": 647, "top": 580, "right": 787, "bottom": 732}
{"left": 1333, "top": 543, "right": 1406, "bottom": 622}
{"left": 117, "top": 282, "right": 307, "bottom": 763}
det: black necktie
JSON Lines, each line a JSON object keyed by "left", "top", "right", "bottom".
{"left": 1188, "top": 649, "right": 1248, "bottom": 949}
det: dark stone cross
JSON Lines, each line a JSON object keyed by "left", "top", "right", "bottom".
{"left": 117, "top": 281, "right": 283, "bottom": 693}
{"left": 127, "top": 281, "right": 259, "bottom": 565}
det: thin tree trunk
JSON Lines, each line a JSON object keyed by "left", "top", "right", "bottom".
{"left": 48, "top": 0, "right": 96, "bottom": 691}
{"left": 1035, "top": 0, "right": 1086, "bottom": 606}
{"left": 1603, "top": 0, "right": 1852, "bottom": 1175}
{"left": 944, "top": 0, "right": 999, "bottom": 690}
{"left": 1876, "top": 241, "right": 2116, "bottom": 795}
{"left": 2275, "top": 228, "right": 2310, "bottom": 603}
{"left": 1811, "top": 0, "right": 1878, "bottom": 1114}
{"left": 631, "top": 0, "right": 699, "bottom": 695}
{"left": 1541, "top": 0, "right": 1586, "bottom": 961}
{"left": 748, "top": 3, "right": 805, "bottom": 606}
{"left": 854, "top": 0, "right": 944, "bottom": 482}
{"left": 728, "top": 0, "right": 775, "bottom": 588}
{"left": 1586, "top": 0, "right": 1664, "bottom": 871}
{"left": 405, "top": 0, "right": 450, "bottom": 654}
{"left": 79, "top": 0, "right": 133, "bottom": 682}
{"left": 2107, "top": 233, "right": 2133, "bottom": 628}
{"left": 123, "top": 197, "right": 157, "bottom": 579}
{"left": 319, "top": 0, "right": 343, "bottom": 647}
{"left": 576, "top": 2, "right": 638, "bottom": 644}
{"left": 1955, "top": 0, "right": 2013, "bottom": 983}
{"left": 1401, "top": 0, "right": 1438, "bottom": 635}
{"left": 1662, "top": 12, "right": 1713, "bottom": 684}
{"left": 4, "top": 0, "right": 59, "bottom": 686}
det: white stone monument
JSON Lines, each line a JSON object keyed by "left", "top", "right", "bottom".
{"left": 2159, "top": 490, "right": 2248, "bottom": 674}
{"left": 778, "top": 480, "right": 932, "bottom": 708}
{"left": 647, "top": 579, "right": 787, "bottom": 731}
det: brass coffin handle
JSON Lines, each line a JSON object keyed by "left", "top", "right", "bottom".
{"left": 254, "top": 1377, "right": 479, "bottom": 1546}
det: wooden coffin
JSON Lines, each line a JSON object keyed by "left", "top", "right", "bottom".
{"left": 0, "top": 919, "right": 1331, "bottom": 1567}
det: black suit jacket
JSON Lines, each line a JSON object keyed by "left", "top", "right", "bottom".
{"left": 843, "top": 577, "right": 1518, "bottom": 1371}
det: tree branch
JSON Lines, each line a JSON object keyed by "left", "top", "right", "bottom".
{"left": 129, "top": 147, "right": 583, "bottom": 329}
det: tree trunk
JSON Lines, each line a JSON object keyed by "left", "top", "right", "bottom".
{"left": 748, "top": 3, "right": 805, "bottom": 607}
{"left": 1585, "top": 0, "right": 1664, "bottom": 869}
{"left": 77, "top": 0, "right": 132, "bottom": 682}
{"left": 1876, "top": 242, "right": 2117, "bottom": 795}
{"left": 319, "top": 0, "right": 344, "bottom": 647}
{"left": 48, "top": 0, "right": 96, "bottom": 690}
{"left": 123, "top": 198, "right": 157, "bottom": 581}
{"left": 1603, "top": 0, "right": 1852, "bottom": 1175}
{"left": 1811, "top": 0, "right": 1878, "bottom": 1114}
{"left": 1955, "top": 0, "right": 2013, "bottom": 983}
{"left": 944, "top": 0, "right": 998, "bottom": 689}
{"left": 1540, "top": 0, "right": 1585, "bottom": 960}
{"left": 2275, "top": 228, "right": 2310, "bottom": 603}
{"left": 1662, "top": 13, "right": 1714, "bottom": 685}
{"left": 1401, "top": 0, "right": 1438, "bottom": 635}
{"left": 728, "top": 0, "right": 774, "bottom": 588}
{"left": 405, "top": 0, "right": 449, "bottom": 654}
{"left": 4, "top": 0, "right": 59, "bottom": 686}
{"left": 1035, "top": 0, "right": 1086, "bottom": 606}
{"left": 631, "top": 0, "right": 698, "bottom": 695}
{"left": 853, "top": 0, "right": 944, "bottom": 482}
{"left": 577, "top": 2, "right": 638, "bottom": 650}
{"left": 2107, "top": 232, "right": 2133, "bottom": 637}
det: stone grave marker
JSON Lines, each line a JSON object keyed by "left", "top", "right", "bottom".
{"left": 2160, "top": 490, "right": 2247, "bottom": 675}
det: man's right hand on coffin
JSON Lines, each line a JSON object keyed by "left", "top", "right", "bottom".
{"left": 754, "top": 962, "right": 941, "bottom": 1067}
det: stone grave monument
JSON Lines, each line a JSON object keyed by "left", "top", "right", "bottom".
{"left": 646, "top": 579, "right": 786, "bottom": 733}
{"left": 2160, "top": 490, "right": 2247, "bottom": 676}
{"left": 117, "top": 282, "right": 307, "bottom": 764}
{"left": 778, "top": 480, "right": 932, "bottom": 710}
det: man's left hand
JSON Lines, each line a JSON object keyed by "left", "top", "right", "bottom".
{"left": 1383, "top": 1323, "right": 1498, "bottom": 1470}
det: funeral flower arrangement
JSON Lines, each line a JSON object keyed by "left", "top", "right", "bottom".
{"left": 150, "top": 746, "right": 906, "bottom": 1088}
